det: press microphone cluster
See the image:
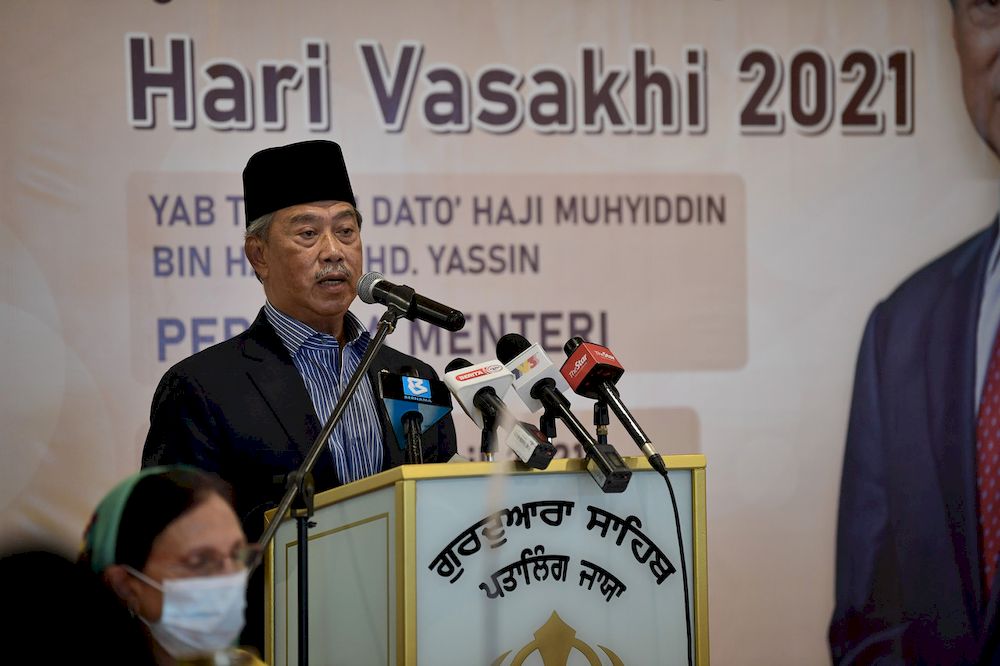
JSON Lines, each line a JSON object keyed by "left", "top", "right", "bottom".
{"left": 441, "top": 329, "right": 688, "bottom": 666}
{"left": 496, "top": 333, "right": 631, "bottom": 493}
{"left": 443, "top": 358, "right": 555, "bottom": 469}
{"left": 358, "top": 272, "right": 465, "bottom": 332}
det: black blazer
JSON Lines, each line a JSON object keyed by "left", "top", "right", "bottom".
{"left": 141, "top": 308, "right": 457, "bottom": 653}
{"left": 141, "top": 307, "right": 457, "bottom": 541}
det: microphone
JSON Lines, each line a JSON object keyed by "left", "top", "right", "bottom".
{"left": 442, "top": 358, "right": 513, "bottom": 430}
{"left": 378, "top": 371, "right": 454, "bottom": 464}
{"left": 561, "top": 337, "right": 668, "bottom": 476}
{"left": 357, "top": 272, "right": 466, "bottom": 332}
{"left": 496, "top": 334, "right": 631, "bottom": 493}
{"left": 443, "top": 358, "right": 555, "bottom": 469}
{"left": 495, "top": 333, "right": 571, "bottom": 413}
{"left": 562, "top": 338, "right": 694, "bottom": 666}
{"left": 443, "top": 357, "right": 512, "bottom": 462}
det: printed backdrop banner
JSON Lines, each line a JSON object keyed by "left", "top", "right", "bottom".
{"left": 1, "top": 1, "right": 995, "bottom": 664}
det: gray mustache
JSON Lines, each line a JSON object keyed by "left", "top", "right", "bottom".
{"left": 315, "top": 265, "right": 350, "bottom": 281}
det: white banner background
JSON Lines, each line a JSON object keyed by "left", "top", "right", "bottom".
{"left": 2, "top": 1, "right": 995, "bottom": 663}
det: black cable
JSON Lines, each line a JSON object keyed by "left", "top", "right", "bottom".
{"left": 652, "top": 455, "right": 694, "bottom": 666}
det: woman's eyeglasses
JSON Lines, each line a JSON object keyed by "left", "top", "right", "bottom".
{"left": 169, "top": 543, "right": 263, "bottom": 577}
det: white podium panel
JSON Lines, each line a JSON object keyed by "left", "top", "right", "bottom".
{"left": 418, "top": 470, "right": 693, "bottom": 665}
{"left": 269, "top": 486, "right": 397, "bottom": 666}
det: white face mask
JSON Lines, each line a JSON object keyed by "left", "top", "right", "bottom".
{"left": 126, "top": 566, "right": 248, "bottom": 659}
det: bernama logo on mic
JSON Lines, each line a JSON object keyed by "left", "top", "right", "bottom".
{"left": 455, "top": 363, "right": 505, "bottom": 382}
{"left": 403, "top": 377, "right": 431, "bottom": 397}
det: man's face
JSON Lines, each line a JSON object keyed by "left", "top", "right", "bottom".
{"left": 954, "top": 0, "right": 1000, "bottom": 156}
{"left": 246, "top": 200, "right": 363, "bottom": 336}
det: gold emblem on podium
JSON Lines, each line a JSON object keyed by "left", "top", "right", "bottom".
{"left": 491, "top": 611, "right": 624, "bottom": 666}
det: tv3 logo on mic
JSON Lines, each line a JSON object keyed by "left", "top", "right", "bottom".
{"left": 510, "top": 354, "right": 540, "bottom": 379}
{"left": 402, "top": 377, "right": 431, "bottom": 400}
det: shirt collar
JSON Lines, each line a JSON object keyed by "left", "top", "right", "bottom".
{"left": 264, "top": 301, "right": 370, "bottom": 357}
{"left": 989, "top": 216, "right": 1000, "bottom": 276}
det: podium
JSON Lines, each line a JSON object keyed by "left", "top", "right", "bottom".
{"left": 264, "top": 456, "right": 708, "bottom": 665}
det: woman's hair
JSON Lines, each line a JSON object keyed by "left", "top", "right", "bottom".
{"left": 115, "top": 467, "right": 232, "bottom": 569}
{"left": 81, "top": 466, "right": 232, "bottom": 573}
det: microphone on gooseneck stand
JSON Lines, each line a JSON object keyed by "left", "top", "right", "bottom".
{"left": 443, "top": 358, "right": 556, "bottom": 469}
{"left": 357, "top": 272, "right": 466, "bottom": 331}
{"left": 495, "top": 334, "right": 631, "bottom": 493}
{"left": 378, "top": 370, "right": 454, "bottom": 464}
{"left": 560, "top": 337, "right": 668, "bottom": 476}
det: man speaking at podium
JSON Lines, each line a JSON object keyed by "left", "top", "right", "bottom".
{"left": 142, "top": 140, "right": 457, "bottom": 650}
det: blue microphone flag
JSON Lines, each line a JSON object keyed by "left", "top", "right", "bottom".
{"left": 379, "top": 372, "right": 454, "bottom": 450}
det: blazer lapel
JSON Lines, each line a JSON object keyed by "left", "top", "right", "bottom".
{"left": 240, "top": 310, "right": 341, "bottom": 487}
{"left": 925, "top": 222, "right": 996, "bottom": 631}
{"left": 235, "top": 310, "right": 436, "bottom": 485}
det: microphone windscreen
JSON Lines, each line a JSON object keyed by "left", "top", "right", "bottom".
{"left": 445, "top": 357, "right": 472, "bottom": 374}
{"left": 357, "top": 271, "right": 385, "bottom": 304}
{"left": 563, "top": 336, "right": 584, "bottom": 356}
{"left": 496, "top": 333, "right": 532, "bottom": 364}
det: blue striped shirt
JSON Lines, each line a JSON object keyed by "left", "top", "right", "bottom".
{"left": 264, "top": 302, "right": 384, "bottom": 484}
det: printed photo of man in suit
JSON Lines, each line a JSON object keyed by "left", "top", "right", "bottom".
{"left": 830, "top": 1, "right": 1000, "bottom": 662}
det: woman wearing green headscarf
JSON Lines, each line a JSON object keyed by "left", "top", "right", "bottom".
{"left": 81, "top": 466, "right": 263, "bottom": 665}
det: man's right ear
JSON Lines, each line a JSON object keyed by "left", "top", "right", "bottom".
{"left": 245, "top": 237, "right": 268, "bottom": 281}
